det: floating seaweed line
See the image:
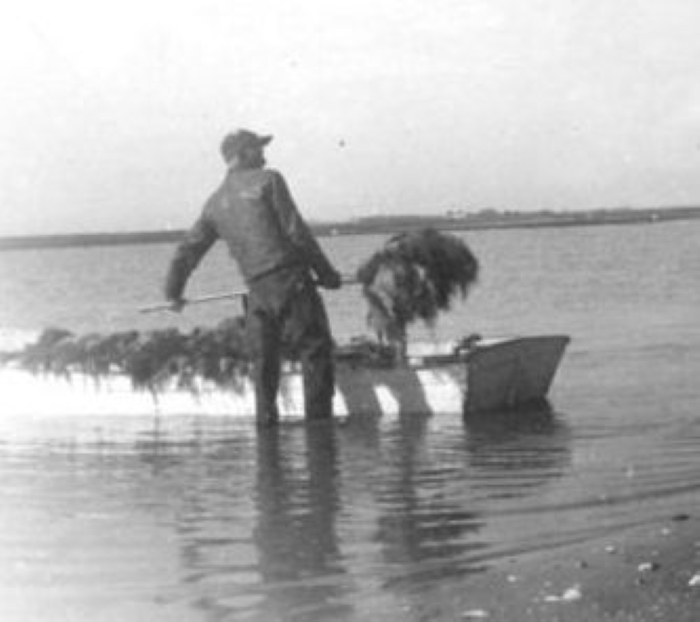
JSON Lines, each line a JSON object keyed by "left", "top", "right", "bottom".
{"left": 0, "top": 318, "right": 252, "bottom": 395}
{"left": 0, "top": 319, "right": 400, "bottom": 396}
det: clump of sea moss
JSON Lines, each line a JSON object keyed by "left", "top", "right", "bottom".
{"left": 2, "top": 317, "right": 252, "bottom": 393}
{"left": 357, "top": 228, "right": 479, "bottom": 356}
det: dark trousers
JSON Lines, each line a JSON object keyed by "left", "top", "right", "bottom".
{"left": 246, "top": 267, "right": 335, "bottom": 425}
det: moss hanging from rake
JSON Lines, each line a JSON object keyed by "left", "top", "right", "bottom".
{"left": 356, "top": 228, "right": 479, "bottom": 351}
{"left": 2, "top": 317, "right": 252, "bottom": 393}
{"left": 1, "top": 320, "right": 399, "bottom": 393}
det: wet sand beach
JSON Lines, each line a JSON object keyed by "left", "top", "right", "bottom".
{"left": 419, "top": 513, "right": 700, "bottom": 621}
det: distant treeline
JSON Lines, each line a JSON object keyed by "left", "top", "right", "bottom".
{"left": 2, "top": 206, "right": 699, "bottom": 251}
{"left": 327, "top": 205, "right": 700, "bottom": 236}
{"left": 0, "top": 230, "right": 185, "bottom": 251}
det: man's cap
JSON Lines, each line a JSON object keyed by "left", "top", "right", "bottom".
{"left": 220, "top": 129, "right": 273, "bottom": 162}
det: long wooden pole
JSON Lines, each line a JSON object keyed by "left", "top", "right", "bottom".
{"left": 139, "top": 276, "right": 358, "bottom": 314}
{"left": 139, "top": 291, "right": 247, "bottom": 314}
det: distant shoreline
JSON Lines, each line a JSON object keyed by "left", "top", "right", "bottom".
{"left": 1, "top": 206, "right": 699, "bottom": 251}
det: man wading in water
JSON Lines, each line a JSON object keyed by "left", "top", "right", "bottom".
{"left": 164, "top": 130, "right": 342, "bottom": 425}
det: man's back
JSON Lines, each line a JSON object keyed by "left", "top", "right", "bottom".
{"left": 165, "top": 162, "right": 338, "bottom": 302}
{"left": 205, "top": 168, "right": 301, "bottom": 282}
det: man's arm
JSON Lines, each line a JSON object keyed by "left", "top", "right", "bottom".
{"left": 267, "top": 171, "right": 341, "bottom": 288}
{"left": 164, "top": 212, "right": 219, "bottom": 304}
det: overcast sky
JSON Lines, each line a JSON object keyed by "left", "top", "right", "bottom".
{"left": 1, "top": 0, "right": 699, "bottom": 235}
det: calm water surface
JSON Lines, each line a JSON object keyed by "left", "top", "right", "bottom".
{"left": 0, "top": 221, "right": 699, "bottom": 621}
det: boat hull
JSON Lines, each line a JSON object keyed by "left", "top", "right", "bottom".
{"left": 0, "top": 336, "right": 569, "bottom": 418}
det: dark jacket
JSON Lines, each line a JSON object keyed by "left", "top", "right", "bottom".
{"left": 165, "top": 167, "right": 337, "bottom": 301}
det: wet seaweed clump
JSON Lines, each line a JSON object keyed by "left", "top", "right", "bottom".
{"left": 356, "top": 228, "right": 479, "bottom": 356}
{"left": 1, "top": 317, "right": 252, "bottom": 393}
{"left": 1, "top": 321, "right": 406, "bottom": 389}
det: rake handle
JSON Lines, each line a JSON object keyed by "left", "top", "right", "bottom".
{"left": 139, "top": 291, "right": 247, "bottom": 314}
{"left": 139, "top": 276, "right": 358, "bottom": 314}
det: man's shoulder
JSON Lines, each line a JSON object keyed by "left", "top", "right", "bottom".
{"left": 202, "top": 186, "right": 224, "bottom": 215}
{"left": 224, "top": 167, "right": 284, "bottom": 185}
{"left": 262, "top": 168, "right": 285, "bottom": 182}
{"left": 250, "top": 169, "right": 289, "bottom": 197}
{"left": 260, "top": 168, "right": 285, "bottom": 184}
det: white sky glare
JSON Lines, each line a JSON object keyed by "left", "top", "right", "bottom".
{"left": 1, "top": 0, "right": 699, "bottom": 234}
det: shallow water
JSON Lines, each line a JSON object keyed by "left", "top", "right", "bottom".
{"left": 1, "top": 221, "right": 699, "bottom": 621}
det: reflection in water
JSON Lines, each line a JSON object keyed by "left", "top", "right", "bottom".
{"left": 0, "top": 405, "right": 572, "bottom": 622}
{"left": 168, "top": 423, "right": 353, "bottom": 622}
{"left": 374, "top": 414, "right": 487, "bottom": 591}
{"left": 253, "top": 424, "right": 352, "bottom": 622}
{"left": 174, "top": 440, "right": 260, "bottom": 622}
{"left": 463, "top": 405, "right": 572, "bottom": 489}
{"left": 143, "top": 406, "right": 572, "bottom": 620}
{"left": 359, "top": 404, "right": 572, "bottom": 615}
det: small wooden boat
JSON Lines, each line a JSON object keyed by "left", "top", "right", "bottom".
{"left": 0, "top": 335, "right": 569, "bottom": 418}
